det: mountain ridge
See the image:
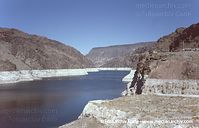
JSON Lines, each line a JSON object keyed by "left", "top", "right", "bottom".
{"left": 86, "top": 42, "right": 154, "bottom": 67}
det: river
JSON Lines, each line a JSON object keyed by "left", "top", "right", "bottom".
{"left": 0, "top": 71, "right": 129, "bottom": 128}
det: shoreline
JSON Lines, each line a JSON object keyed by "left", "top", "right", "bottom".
{"left": 0, "top": 69, "right": 88, "bottom": 85}
{"left": 122, "top": 70, "right": 135, "bottom": 82}
{"left": 0, "top": 68, "right": 131, "bottom": 85}
{"left": 97, "top": 67, "right": 131, "bottom": 71}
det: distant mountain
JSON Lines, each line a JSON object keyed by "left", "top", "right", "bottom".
{"left": 86, "top": 42, "right": 154, "bottom": 67}
{"left": 0, "top": 28, "right": 94, "bottom": 71}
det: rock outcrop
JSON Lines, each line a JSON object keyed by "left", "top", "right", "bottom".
{"left": 0, "top": 28, "right": 94, "bottom": 71}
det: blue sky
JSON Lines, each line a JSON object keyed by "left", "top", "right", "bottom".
{"left": 0, "top": 0, "right": 199, "bottom": 54}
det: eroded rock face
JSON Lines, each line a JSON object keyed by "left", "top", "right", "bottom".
{"left": 0, "top": 28, "right": 94, "bottom": 71}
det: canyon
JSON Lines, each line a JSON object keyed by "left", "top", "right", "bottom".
{"left": 60, "top": 23, "right": 199, "bottom": 128}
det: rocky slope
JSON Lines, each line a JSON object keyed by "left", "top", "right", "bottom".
{"left": 148, "top": 52, "right": 199, "bottom": 80}
{"left": 86, "top": 42, "right": 154, "bottom": 68}
{"left": 0, "top": 28, "right": 94, "bottom": 71}
{"left": 170, "top": 23, "right": 199, "bottom": 51}
{"left": 155, "top": 27, "right": 186, "bottom": 52}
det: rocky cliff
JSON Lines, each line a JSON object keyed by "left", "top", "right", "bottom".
{"left": 86, "top": 42, "right": 154, "bottom": 68}
{"left": 0, "top": 28, "right": 94, "bottom": 71}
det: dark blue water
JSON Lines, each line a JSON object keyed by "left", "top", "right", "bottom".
{"left": 0, "top": 71, "right": 129, "bottom": 128}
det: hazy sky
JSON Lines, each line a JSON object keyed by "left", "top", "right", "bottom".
{"left": 0, "top": 0, "right": 199, "bottom": 54}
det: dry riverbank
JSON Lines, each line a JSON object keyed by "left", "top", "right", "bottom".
{"left": 0, "top": 69, "right": 88, "bottom": 85}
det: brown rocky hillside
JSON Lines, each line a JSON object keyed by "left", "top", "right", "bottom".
{"left": 170, "top": 23, "right": 199, "bottom": 51}
{"left": 0, "top": 28, "right": 94, "bottom": 71}
{"left": 155, "top": 23, "right": 199, "bottom": 52}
